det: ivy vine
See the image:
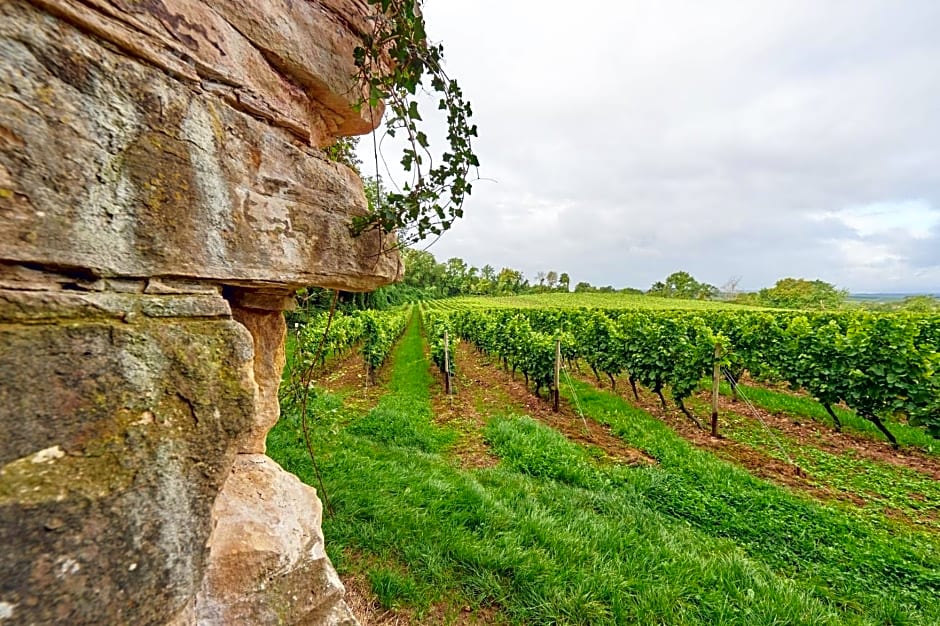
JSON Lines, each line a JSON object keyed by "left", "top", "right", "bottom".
{"left": 351, "top": 0, "right": 479, "bottom": 246}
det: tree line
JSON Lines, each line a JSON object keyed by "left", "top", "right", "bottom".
{"left": 290, "top": 249, "right": 938, "bottom": 315}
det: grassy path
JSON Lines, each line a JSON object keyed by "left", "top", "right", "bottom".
{"left": 560, "top": 378, "right": 940, "bottom": 623}
{"left": 683, "top": 392, "right": 940, "bottom": 530}
{"left": 270, "top": 312, "right": 940, "bottom": 625}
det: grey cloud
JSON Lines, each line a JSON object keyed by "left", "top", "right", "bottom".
{"left": 385, "top": 1, "right": 940, "bottom": 292}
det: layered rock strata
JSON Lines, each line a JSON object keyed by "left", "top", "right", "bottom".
{"left": 0, "top": 0, "right": 396, "bottom": 623}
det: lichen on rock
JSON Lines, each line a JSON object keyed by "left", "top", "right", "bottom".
{"left": 0, "top": 0, "right": 398, "bottom": 623}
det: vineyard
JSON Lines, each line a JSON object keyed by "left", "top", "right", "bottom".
{"left": 285, "top": 306, "right": 410, "bottom": 398}
{"left": 271, "top": 294, "right": 940, "bottom": 625}
{"left": 425, "top": 296, "right": 940, "bottom": 442}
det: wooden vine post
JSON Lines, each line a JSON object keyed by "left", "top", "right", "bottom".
{"left": 711, "top": 344, "right": 721, "bottom": 437}
{"left": 444, "top": 329, "right": 452, "bottom": 395}
{"left": 553, "top": 339, "right": 561, "bottom": 412}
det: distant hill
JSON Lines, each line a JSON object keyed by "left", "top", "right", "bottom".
{"left": 848, "top": 293, "right": 940, "bottom": 302}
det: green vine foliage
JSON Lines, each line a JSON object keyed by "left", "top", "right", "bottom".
{"left": 324, "top": 136, "right": 363, "bottom": 173}
{"left": 351, "top": 0, "right": 479, "bottom": 246}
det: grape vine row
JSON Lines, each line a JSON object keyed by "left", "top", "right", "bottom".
{"left": 425, "top": 299, "right": 940, "bottom": 441}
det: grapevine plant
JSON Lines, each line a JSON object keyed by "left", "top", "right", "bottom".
{"left": 424, "top": 308, "right": 457, "bottom": 379}
{"left": 283, "top": 307, "right": 410, "bottom": 403}
{"left": 352, "top": 0, "right": 479, "bottom": 245}
{"left": 430, "top": 298, "right": 940, "bottom": 444}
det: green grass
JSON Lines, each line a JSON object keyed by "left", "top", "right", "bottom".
{"left": 681, "top": 393, "right": 940, "bottom": 530}
{"left": 483, "top": 415, "right": 600, "bottom": 488}
{"left": 563, "top": 379, "right": 940, "bottom": 623}
{"left": 720, "top": 381, "right": 939, "bottom": 454}
{"left": 721, "top": 411, "right": 940, "bottom": 529}
{"left": 269, "top": 312, "right": 940, "bottom": 625}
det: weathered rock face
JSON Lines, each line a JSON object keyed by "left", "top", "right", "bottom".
{"left": 0, "top": 0, "right": 396, "bottom": 291}
{"left": 0, "top": 0, "right": 397, "bottom": 623}
{"left": 0, "top": 281, "right": 256, "bottom": 625}
{"left": 230, "top": 301, "right": 288, "bottom": 454}
{"left": 197, "top": 455, "right": 358, "bottom": 626}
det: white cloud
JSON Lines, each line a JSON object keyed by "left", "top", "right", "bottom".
{"left": 818, "top": 201, "right": 940, "bottom": 239}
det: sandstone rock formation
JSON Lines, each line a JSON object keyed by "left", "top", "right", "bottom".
{"left": 197, "top": 455, "right": 357, "bottom": 625}
{"left": 0, "top": 0, "right": 397, "bottom": 623}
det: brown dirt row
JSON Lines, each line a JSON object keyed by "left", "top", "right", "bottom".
{"left": 437, "top": 345, "right": 886, "bottom": 510}
{"left": 597, "top": 371, "right": 940, "bottom": 481}
{"left": 579, "top": 372, "right": 940, "bottom": 521}
{"left": 446, "top": 347, "right": 879, "bottom": 513}
{"left": 598, "top": 378, "right": 869, "bottom": 502}
{"left": 707, "top": 386, "right": 940, "bottom": 480}
{"left": 426, "top": 357, "right": 500, "bottom": 470}
{"left": 436, "top": 342, "right": 655, "bottom": 469}
{"left": 310, "top": 349, "right": 388, "bottom": 412}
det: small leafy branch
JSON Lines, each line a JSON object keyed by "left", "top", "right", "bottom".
{"left": 351, "top": 0, "right": 479, "bottom": 246}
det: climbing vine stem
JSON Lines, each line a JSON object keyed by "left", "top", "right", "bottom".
{"left": 351, "top": 0, "right": 479, "bottom": 246}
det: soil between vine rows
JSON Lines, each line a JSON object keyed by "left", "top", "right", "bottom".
{"left": 571, "top": 369, "right": 940, "bottom": 526}
{"left": 434, "top": 340, "right": 940, "bottom": 527}
{"left": 308, "top": 347, "right": 390, "bottom": 412}
{"left": 429, "top": 340, "right": 655, "bottom": 470}
{"left": 704, "top": 388, "right": 940, "bottom": 479}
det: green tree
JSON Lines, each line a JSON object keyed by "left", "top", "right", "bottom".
{"left": 442, "top": 257, "right": 469, "bottom": 296}
{"left": 466, "top": 265, "right": 480, "bottom": 286}
{"left": 757, "top": 278, "right": 847, "bottom": 310}
{"left": 474, "top": 264, "right": 497, "bottom": 295}
{"left": 402, "top": 248, "right": 444, "bottom": 292}
{"left": 546, "top": 271, "right": 559, "bottom": 289}
{"left": 496, "top": 268, "right": 527, "bottom": 294}
{"left": 648, "top": 271, "right": 717, "bottom": 300}
{"left": 471, "top": 278, "right": 495, "bottom": 295}
{"left": 559, "top": 272, "right": 571, "bottom": 292}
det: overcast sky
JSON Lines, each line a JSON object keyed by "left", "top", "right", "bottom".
{"left": 361, "top": 1, "right": 940, "bottom": 293}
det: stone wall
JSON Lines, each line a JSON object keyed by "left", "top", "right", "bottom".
{"left": 0, "top": 0, "right": 397, "bottom": 623}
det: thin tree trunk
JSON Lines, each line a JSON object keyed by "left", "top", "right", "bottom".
{"left": 655, "top": 385, "right": 667, "bottom": 411}
{"left": 727, "top": 371, "right": 738, "bottom": 403}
